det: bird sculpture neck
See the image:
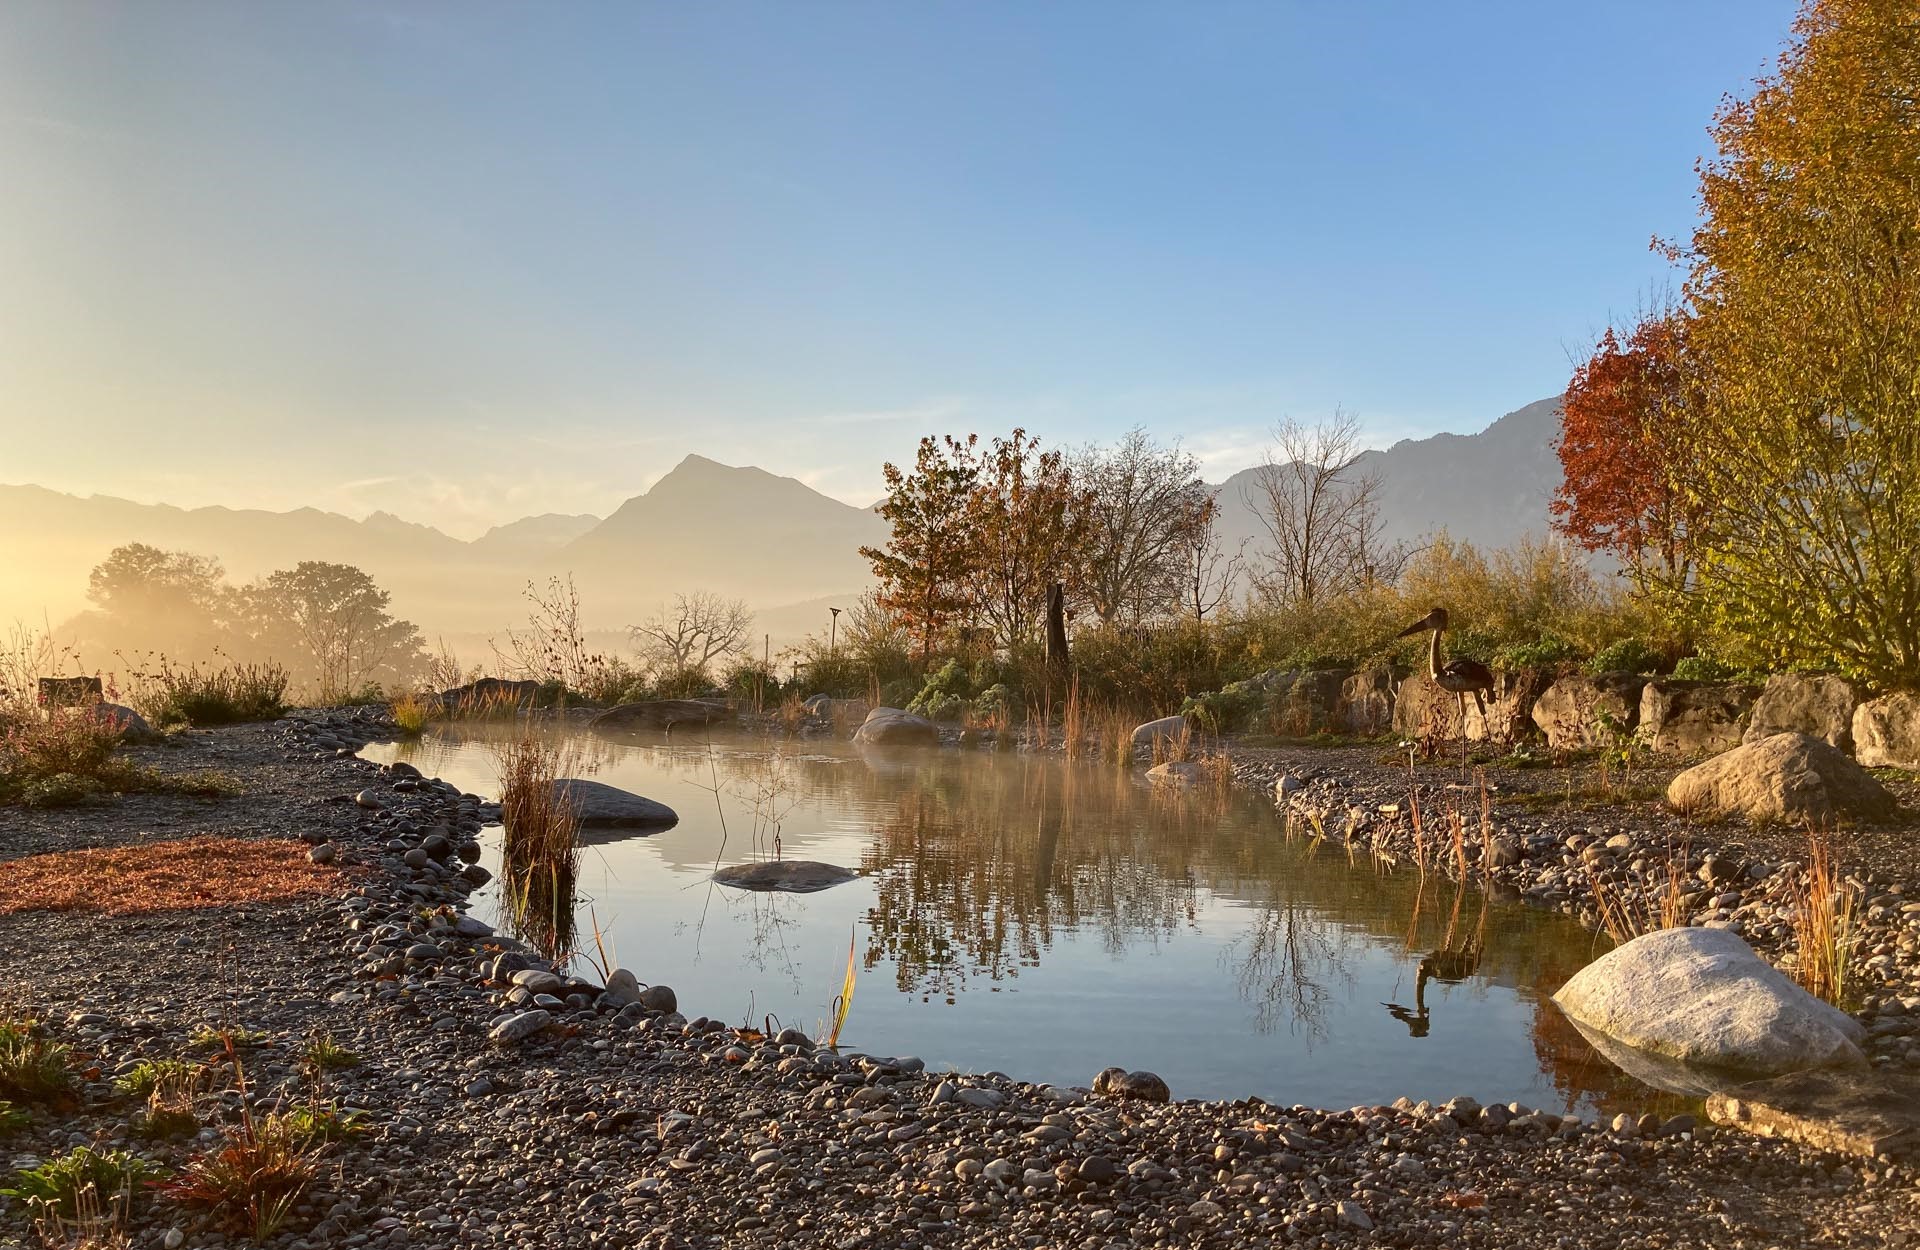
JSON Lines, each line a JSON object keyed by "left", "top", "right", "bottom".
{"left": 1428, "top": 624, "right": 1443, "bottom": 680}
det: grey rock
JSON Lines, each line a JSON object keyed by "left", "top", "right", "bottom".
{"left": 1667, "top": 732, "right": 1898, "bottom": 824}
{"left": 1745, "top": 673, "right": 1859, "bottom": 752}
{"left": 487, "top": 1009, "right": 554, "bottom": 1045}
{"left": 711, "top": 860, "right": 856, "bottom": 893}
{"left": 1639, "top": 680, "right": 1758, "bottom": 756}
{"left": 587, "top": 699, "right": 733, "bottom": 735}
{"left": 308, "top": 843, "right": 337, "bottom": 865}
{"left": 1553, "top": 926, "right": 1867, "bottom": 1079}
{"left": 1129, "top": 715, "right": 1188, "bottom": 748}
{"left": 1854, "top": 690, "right": 1920, "bottom": 770}
{"left": 852, "top": 707, "right": 940, "bottom": 747}
{"left": 638, "top": 984, "right": 677, "bottom": 1014}
{"left": 552, "top": 779, "right": 679, "bottom": 829}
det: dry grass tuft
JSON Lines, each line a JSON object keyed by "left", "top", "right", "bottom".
{"left": 496, "top": 734, "right": 580, "bottom": 961}
{"left": 1793, "top": 826, "right": 1858, "bottom": 1006}
{"left": 0, "top": 837, "right": 346, "bottom": 917}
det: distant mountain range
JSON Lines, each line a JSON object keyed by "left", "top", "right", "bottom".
{"left": 0, "top": 398, "right": 1566, "bottom": 646}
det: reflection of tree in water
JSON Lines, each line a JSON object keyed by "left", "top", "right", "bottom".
{"left": 1229, "top": 894, "right": 1346, "bottom": 1039}
{"left": 859, "top": 760, "right": 1205, "bottom": 1002}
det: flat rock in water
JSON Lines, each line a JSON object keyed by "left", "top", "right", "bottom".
{"left": 1707, "top": 1068, "right": 1920, "bottom": 1159}
{"left": 588, "top": 699, "right": 733, "bottom": 735}
{"left": 1553, "top": 926, "right": 1866, "bottom": 1079}
{"left": 712, "top": 860, "right": 857, "bottom": 893}
{"left": 1146, "top": 761, "right": 1203, "bottom": 786}
{"left": 552, "top": 779, "right": 678, "bottom": 828}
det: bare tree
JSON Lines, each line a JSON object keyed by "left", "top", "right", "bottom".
{"left": 1247, "top": 411, "right": 1398, "bottom": 607}
{"left": 631, "top": 592, "right": 753, "bottom": 679}
{"left": 1178, "top": 496, "right": 1242, "bottom": 622}
{"left": 1071, "top": 429, "right": 1216, "bottom": 625}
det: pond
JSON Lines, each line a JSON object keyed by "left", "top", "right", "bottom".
{"left": 362, "top": 724, "right": 1668, "bottom": 1117}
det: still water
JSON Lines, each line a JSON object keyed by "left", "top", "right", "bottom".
{"left": 363, "top": 725, "right": 1657, "bottom": 1116}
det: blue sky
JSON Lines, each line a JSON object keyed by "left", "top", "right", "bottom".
{"left": 0, "top": 1, "right": 1796, "bottom": 535}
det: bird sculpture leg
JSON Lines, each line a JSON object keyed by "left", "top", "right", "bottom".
{"left": 1456, "top": 692, "right": 1469, "bottom": 764}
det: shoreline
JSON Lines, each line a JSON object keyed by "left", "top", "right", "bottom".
{"left": 1, "top": 710, "right": 1916, "bottom": 1247}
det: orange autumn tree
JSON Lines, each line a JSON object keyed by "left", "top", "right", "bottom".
{"left": 1551, "top": 312, "right": 1695, "bottom": 590}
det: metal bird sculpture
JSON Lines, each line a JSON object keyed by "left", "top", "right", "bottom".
{"left": 1397, "top": 606, "right": 1496, "bottom": 739}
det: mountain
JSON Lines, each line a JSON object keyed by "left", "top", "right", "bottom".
{"left": 0, "top": 401, "right": 1568, "bottom": 651}
{"left": 1211, "top": 396, "right": 1564, "bottom": 558}
{"left": 563, "top": 455, "right": 886, "bottom": 610}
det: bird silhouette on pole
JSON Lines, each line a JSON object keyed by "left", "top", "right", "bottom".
{"left": 1397, "top": 607, "right": 1496, "bottom": 741}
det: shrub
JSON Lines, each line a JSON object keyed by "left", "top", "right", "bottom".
{"left": 135, "top": 659, "right": 289, "bottom": 727}
{"left": 1495, "top": 634, "right": 1583, "bottom": 671}
{"left": 282, "top": 1101, "right": 367, "bottom": 1146}
{"left": 0, "top": 1101, "right": 26, "bottom": 1135}
{"left": 1670, "top": 655, "right": 1729, "bottom": 681}
{"left": 2, "top": 1147, "right": 166, "bottom": 1219}
{"left": 1586, "top": 638, "right": 1667, "bottom": 676}
{"left": 0, "top": 1019, "right": 74, "bottom": 1103}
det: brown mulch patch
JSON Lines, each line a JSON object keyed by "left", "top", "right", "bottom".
{"left": 0, "top": 836, "right": 349, "bottom": 916}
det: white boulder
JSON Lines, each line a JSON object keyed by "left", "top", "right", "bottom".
{"left": 1553, "top": 927, "right": 1865, "bottom": 1079}
{"left": 1130, "top": 715, "right": 1189, "bottom": 748}
{"left": 1666, "top": 732, "right": 1898, "bottom": 824}
{"left": 1854, "top": 690, "right": 1920, "bottom": 770}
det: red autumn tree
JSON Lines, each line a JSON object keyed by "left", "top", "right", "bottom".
{"left": 1550, "top": 313, "right": 1695, "bottom": 587}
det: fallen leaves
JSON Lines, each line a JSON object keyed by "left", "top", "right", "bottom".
{"left": 0, "top": 836, "right": 349, "bottom": 916}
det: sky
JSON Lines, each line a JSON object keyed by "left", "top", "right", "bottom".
{"left": 0, "top": 1, "right": 1798, "bottom": 538}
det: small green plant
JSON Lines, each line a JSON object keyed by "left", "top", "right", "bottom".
{"left": 0, "top": 1100, "right": 27, "bottom": 1135}
{"left": 1670, "top": 654, "right": 1738, "bottom": 681}
{"left": 2, "top": 1147, "right": 167, "bottom": 1219}
{"left": 283, "top": 1100, "right": 368, "bottom": 1146}
{"left": 113, "top": 1058, "right": 199, "bottom": 1099}
{"left": 302, "top": 1033, "right": 360, "bottom": 1072}
{"left": 1494, "top": 634, "right": 1581, "bottom": 671}
{"left": 189, "top": 1025, "right": 268, "bottom": 1052}
{"left": 0, "top": 1019, "right": 74, "bottom": 1103}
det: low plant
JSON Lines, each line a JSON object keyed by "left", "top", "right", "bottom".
{"left": 1585, "top": 637, "right": 1666, "bottom": 676}
{"left": 2, "top": 1147, "right": 166, "bottom": 1219}
{"left": 189, "top": 1025, "right": 268, "bottom": 1052}
{"left": 163, "top": 1111, "right": 322, "bottom": 1241}
{"left": 113, "top": 1058, "right": 199, "bottom": 1100}
{"left": 1670, "top": 654, "right": 1738, "bottom": 682}
{"left": 301, "top": 1033, "right": 360, "bottom": 1072}
{"left": 282, "top": 1100, "right": 368, "bottom": 1146}
{"left": 1585, "top": 849, "right": 1690, "bottom": 944}
{"left": 0, "top": 1018, "right": 74, "bottom": 1103}
{"left": 129, "top": 657, "right": 289, "bottom": 727}
{"left": 0, "top": 1100, "right": 27, "bottom": 1135}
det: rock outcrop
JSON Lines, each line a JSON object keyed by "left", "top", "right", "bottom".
{"left": 1666, "top": 732, "right": 1898, "bottom": 824}
{"left": 1744, "top": 673, "right": 1860, "bottom": 752}
{"left": 1637, "top": 680, "right": 1757, "bottom": 756}
{"left": 1854, "top": 691, "right": 1920, "bottom": 770}
{"left": 1553, "top": 927, "right": 1866, "bottom": 1079}
{"left": 1530, "top": 672, "right": 1648, "bottom": 750}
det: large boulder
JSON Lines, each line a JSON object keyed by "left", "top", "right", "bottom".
{"left": 1745, "top": 673, "right": 1860, "bottom": 752}
{"left": 1637, "top": 680, "right": 1757, "bottom": 756}
{"left": 1130, "top": 715, "right": 1189, "bottom": 748}
{"left": 588, "top": 699, "right": 733, "bottom": 735}
{"left": 1530, "top": 672, "right": 1648, "bottom": 750}
{"left": 1336, "top": 668, "right": 1395, "bottom": 736}
{"left": 1273, "top": 670, "right": 1349, "bottom": 736}
{"left": 1854, "top": 691, "right": 1920, "bottom": 770}
{"left": 82, "top": 702, "right": 155, "bottom": 742}
{"left": 1553, "top": 927, "right": 1866, "bottom": 1080}
{"left": 1666, "top": 732, "right": 1899, "bottom": 824}
{"left": 712, "top": 860, "right": 857, "bottom": 893}
{"left": 852, "top": 707, "right": 939, "bottom": 747}
{"left": 551, "top": 779, "right": 679, "bottom": 828}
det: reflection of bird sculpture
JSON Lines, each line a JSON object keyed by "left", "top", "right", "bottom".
{"left": 1382, "top": 945, "right": 1483, "bottom": 1038}
{"left": 1397, "top": 607, "right": 1497, "bottom": 739}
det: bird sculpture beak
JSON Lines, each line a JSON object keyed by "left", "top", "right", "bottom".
{"left": 1396, "top": 617, "right": 1431, "bottom": 639}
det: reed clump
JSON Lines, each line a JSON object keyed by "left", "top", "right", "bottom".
{"left": 1792, "top": 827, "right": 1858, "bottom": 1007}
{"left": 496, "top": 734, "right": 580, "bottom": 961}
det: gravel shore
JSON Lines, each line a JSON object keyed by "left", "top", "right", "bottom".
{"left": 2, "top": 713, "right": 1918, "bottom": 1248}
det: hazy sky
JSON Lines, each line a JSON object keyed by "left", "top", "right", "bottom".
{"left": 1, "top": 1, "right": 1795, "bottom": 537}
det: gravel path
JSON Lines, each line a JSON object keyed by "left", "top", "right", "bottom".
{"left": 1, "top": 714, "right": 1917, "bottom": 1248}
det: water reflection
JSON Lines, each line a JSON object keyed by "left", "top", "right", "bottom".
{"left": 366, "top": 725, "right": 1683, "bottom": 1115}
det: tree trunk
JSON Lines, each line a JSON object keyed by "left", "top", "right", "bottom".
{"left": 1045, "top": 581, "right": 1070, "bottom": 678}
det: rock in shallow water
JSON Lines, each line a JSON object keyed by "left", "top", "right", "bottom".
{"left": 551, "top": 778, "right": 679, "bottom": 829}
{"left": 1552, "top": 926, "right": 1866, "bottom": 1080}
{"left": 711, "top": 860, "right": 856, "bottom": 893}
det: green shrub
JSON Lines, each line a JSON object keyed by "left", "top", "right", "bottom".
{"left": 971, "top": 683, "right": 1015, "bottom": 723}
{"left": 1495, "top": 634, "right": 1583, "bottom": 671}
{"left": 114, "top": 1058, "right": 199, "bottom": 1099}
{"left": 1671, "top": 655, "right": 1737, "bottom": 682}
{"left": 906, "top": 661, "right": 972, "bottom": 717}
{"left": 1181, "top": 673, "right": 1278, "bottom": 733}
{"left": 282, "top": 1101, "right": 367, "bottom": 1145}
{"left": 0, "top": 1101, "right": 27, "bottom": 1135}
{"left": 1587, "top": 638, "right": 1667, "bottom": 676}
{"left": 1, "top": 1147, "right": 167, "bottom": 1218}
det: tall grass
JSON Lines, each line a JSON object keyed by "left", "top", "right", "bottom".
{"left": 1585, "top": 847, "right": 1691, "bottom": 945}
{"left": 122, "top": 656, "right": 288, "bottom": 727}
{"left": 161, "top": 1040, "right": 321, "bottom": 1242}
{"left": 496, "top": 733, "right": 580, "bottom": 962}
{"left": 1793, "top": 828, "right": 1858, "bottom": 1006}
{"left": 390, "top": 693, "right": 431, "bottom": 736}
